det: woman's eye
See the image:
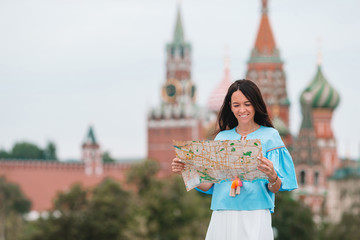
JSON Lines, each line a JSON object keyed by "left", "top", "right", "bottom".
{"left": 245, "top": 104, "right": 251, "bottom": 107}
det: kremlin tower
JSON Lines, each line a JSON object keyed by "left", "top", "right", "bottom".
{"left": 245, "top": 0, "right": 292, "bottom": 147}
{"left": 147, "top": 6, "right": 205, "bottom": 176}
{"left": 82, "top": 126, "right": 103, "bottom": 176}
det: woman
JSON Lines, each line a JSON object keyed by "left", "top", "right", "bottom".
{"left": 172, "top": 79, "right": 298, "bottom": 240}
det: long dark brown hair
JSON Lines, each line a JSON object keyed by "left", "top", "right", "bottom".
{"left": 217, "top": 79, "right": 273, "bottom": 133}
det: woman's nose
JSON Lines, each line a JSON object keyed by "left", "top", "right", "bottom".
{"left": 238, "top": 106, "right": 246, "bottom": 113}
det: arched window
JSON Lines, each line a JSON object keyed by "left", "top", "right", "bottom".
{"left": 300, "top": 170, "right": 306, "bottom": 185}
{"left": 314, "top": 172, "right": 319, "bottom": 186}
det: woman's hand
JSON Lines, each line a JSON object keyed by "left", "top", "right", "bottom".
{"left": 171, "top": 158, "right": 213, "bottom": 191}
{"left": 171, "top": 157, "right": 185, "bottom": 174}
{"left": 257, "top": 156, "right": 277, "bottom": 183}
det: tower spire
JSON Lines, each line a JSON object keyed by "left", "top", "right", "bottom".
{"left": 254, "top": 0, "right": 276, "bottom": 56}
{"left": 224, "top": 45, "right": 230, "bottom": 79}
{"left": 173, "top": 5, "right": 185, "bottom": 44}
{"left": 84, "top": 125, "right": 97, "bottom": 144}
{"left": 262, "top": 0, "right": 268, "bottom": 14}
{"left": 317, "top": 37, "right": 323, "bottom": 66}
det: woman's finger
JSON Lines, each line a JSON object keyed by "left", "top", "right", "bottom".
{"left": 173, "top": 158, "right": 184, "bottom": 163}
{"left": 257, "top": 156, "right": 271, "bottom": 164}
{"left": 257, "top": 157, "right": 274, "bottom": 169}
{"left": 258, "top": 165, "right": 270, "bottom": 172}
{"left": 171, "top": 157, "right": 185, "bottom": 173}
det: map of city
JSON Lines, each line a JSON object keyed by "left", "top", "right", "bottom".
{"left": 173, "top": 139, "right": 268, "bottom": 191}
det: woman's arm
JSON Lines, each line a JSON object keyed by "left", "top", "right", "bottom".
{"left": 172, "top": 157, "right": 214, "bottom": 192}
{"left": 257, "top": 156, "right": 281, "bottom": 193}
{"left": 196, "top": 183, "right": 214, "bottom": 192}
{"left": 267, "top": 174, "right": 281, "bottom": 193}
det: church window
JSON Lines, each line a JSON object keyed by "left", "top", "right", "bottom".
{"left": 300, "top": 170, "right": 306, "bottom": 185}
{"left": 314, "top": 171, "right": 319, "bottom": 186}
{"left": 191, "top": 85, "right": 196, "bottom": 98}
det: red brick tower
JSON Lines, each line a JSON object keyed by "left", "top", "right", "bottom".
{"left": 245, "top": 0, "right": 292, "bottom": 146}
{"left": 147, "top": 6, "right": 204, "bottom": 177}
{"left": 300, "top": 59, "right": 340, "bottom": 178}
{"left": 82, "top": 126, "right": 103, "bottom": 176}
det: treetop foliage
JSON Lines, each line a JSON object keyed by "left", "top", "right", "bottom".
{"left": 0, "top": 141, "right": 58, "bottom": 161}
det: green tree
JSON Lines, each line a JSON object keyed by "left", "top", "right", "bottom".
{"left": 127, "top": 158, "right": 160, "bottom": 195}
{"left": 23, "top": 184, "right": 88, "bottom": 240}
{"left": 126, "top": 159, "right": 212, "bottom": 240}
{"left": 24, "top": 179, "right": 132, "bottom": 240}
{"left": 102, "top": 151, "right": 115, "bottom": 163}
{"left": 0, "top": 150, "right": 10, "bottom": 159}
{"left": 43, "top": 142, "right": 57, "bottom": 160}
{"left": 11, "top": 142, "right": 44, "bottom": 160}
{"left": 84, "top": 178, "right": 132, "bottom": 239}
{"left": 272, "top": 191, "right": 315, "bottom": 240}
{"left": 24, "top": 159, "right": 212, "bottom": 240}
{"left": 320, "top": 211, "right": 360, "bottom": 240}
{"left": 0, "top": 177, "right": 31, "bottom": 240}
{"left": 319, "top": 187, "right": 360, "bottom": 240}
{"left": 6, "top": 141, "right": 58, "bottom": 161}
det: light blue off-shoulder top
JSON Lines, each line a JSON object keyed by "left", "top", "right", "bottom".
{"left": 196, "top": 126, "right": 298, "bottom": 213}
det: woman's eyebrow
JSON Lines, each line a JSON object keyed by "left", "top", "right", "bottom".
{"left": 232, "top": 100, "right": 251, "bottom": 104}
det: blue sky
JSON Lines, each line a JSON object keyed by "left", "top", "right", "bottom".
{"left": 0, "top": 0, "right": 359, "bottom": 160}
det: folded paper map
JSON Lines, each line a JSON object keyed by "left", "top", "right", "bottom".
{"left": 173, "top": 139, "right": 268, "bottom": 191}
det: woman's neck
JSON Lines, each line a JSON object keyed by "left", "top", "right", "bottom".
{"left": 236, "top": 122, "right": 259, "bottom": 135}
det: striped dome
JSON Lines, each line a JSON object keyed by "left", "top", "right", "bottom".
{"left": 300, "top": 65, "right": 340, "bottom": 109}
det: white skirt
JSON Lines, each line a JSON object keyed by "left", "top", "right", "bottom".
{"left": 205, "top": 210, "right": 274, "bottom": 240}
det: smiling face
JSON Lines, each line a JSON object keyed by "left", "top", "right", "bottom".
{"left": 230, "top": 90, "right": 256, "bottom": 127}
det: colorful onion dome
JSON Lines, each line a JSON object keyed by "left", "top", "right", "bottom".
{"left": 207, "top": 57, "right": 233, "bottom": 112}
{"left": 300, "top": 65, "right": 340, "bottom": 109}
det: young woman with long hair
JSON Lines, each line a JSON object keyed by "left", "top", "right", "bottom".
{"left": 172, "top": 79, "right": 297, "bottom": 240}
